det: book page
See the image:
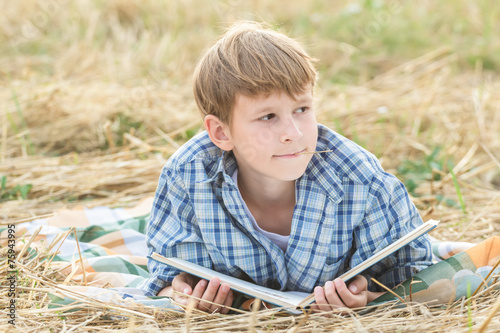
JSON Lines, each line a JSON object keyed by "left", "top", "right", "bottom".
{"left": 297, "top": 219, "right": 439, "bottom": 306}
{"left": 150, "top": 254, "right": 309, "bottom": 308}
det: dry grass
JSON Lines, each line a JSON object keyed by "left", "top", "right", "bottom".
{"left": 1, "top": 247, "right": 499, "bottom": 332}
{"left": 1, "top": 0, "right": 500, "bottom": 331}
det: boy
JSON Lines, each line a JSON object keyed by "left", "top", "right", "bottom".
{"left": 141, "top": 21, "right": 433, "bottom": 313}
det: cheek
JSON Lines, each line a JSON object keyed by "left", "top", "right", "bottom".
{"left": 311, "top": 124, "right": 319, "bottom": 141}
{"left": 255, "top": 129, "right": 274, "bottom": 147}
{"left": 239, "top": 126, "right": 275, "bottom": 149}
{"left": 238, "top": 145, "right": 259, "bottom": 163}
{"left": 300, "top": 118, "right": 318, "bottom": 141}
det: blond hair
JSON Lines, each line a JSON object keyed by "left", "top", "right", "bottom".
{"left": 193, "top": 21, "right": 318, "bottom": 124}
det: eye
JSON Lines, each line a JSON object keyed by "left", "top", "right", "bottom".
{"left": 296, "top": 106, "right": 309, "bottom": 113}
{"left": 259, "top": 113, "right": 275, "bottom": 121}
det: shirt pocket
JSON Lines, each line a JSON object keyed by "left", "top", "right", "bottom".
{"left": 321, "top": 242, "right": 353, "bottom": 282}
{"left": 317, "top": 258, "right": 345, "bottom": 284}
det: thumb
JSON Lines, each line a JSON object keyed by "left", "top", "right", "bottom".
{"left": 171, "top": 279, "right": 193, "bottom": 305}
{"left": 181, "top": 285, "right": 192, "bottom": 295}
{"left": 348, "top": 275, "right": 368, "bottom": 294}
{"left": 178, "top": 283, "right": 192, "bottom": 296}
{"left": 172, "top": 275, "right": 193, "bottom": 295}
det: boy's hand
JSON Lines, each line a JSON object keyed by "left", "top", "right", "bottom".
{"left": 311, "top": 275, "right": 382, "bottom": 312}
{"left": 159, "top": 272, "right": 233, "bottom": 314}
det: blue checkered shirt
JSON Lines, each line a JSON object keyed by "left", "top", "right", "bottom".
{"left": 141, "top": 124, "right": 433, "bottom": 296}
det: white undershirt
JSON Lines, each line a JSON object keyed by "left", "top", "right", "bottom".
{"left": 231, "top": 169, "right": 290, "bottom": 252}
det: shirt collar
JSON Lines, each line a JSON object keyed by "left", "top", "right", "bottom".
{"left": 197, "top": 150, "right": 238, "bottom": 187}
{"left": 301, "top": 153, "right": 344, "bottom": 204}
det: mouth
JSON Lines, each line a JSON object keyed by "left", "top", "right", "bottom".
{"left": 273, "top": 149, "right": 306, "bottom": 158}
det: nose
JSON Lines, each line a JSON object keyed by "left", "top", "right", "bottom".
{"left": 279, "top": 116, "right": 303, "bottom": 143}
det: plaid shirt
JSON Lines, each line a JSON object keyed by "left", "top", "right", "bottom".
{"left": 141, "top": 124, "right": 433, "bottom": 296}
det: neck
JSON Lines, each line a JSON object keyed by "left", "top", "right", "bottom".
{"left": 237, "top": 172, "right": 296, "bottom": 209}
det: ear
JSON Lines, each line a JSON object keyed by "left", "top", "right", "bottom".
{"left": 204, "top": 115, "right": 234, "bottom": 151}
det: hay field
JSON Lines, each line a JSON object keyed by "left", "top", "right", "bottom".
{"left": 1, "top": 0, "right": 499, "bottom": 331}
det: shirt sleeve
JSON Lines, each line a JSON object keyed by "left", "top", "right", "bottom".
{"left": 139, "top": 165, "right": 211, "bottom": 297}
{"left": 350, "top": 171, "right": 433, "bottom": 291}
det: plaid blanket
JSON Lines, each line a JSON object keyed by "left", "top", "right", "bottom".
{"left": 370, "top": 235, "right": 500, "bottom": 306}
{"left": 2, "top": 200, "right": 498, "bottom": 312}
{"left": 2, "top": 198, "right": 178, "bottom": 310}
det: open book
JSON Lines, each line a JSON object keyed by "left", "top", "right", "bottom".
{"left": 149, "top": 219, "right": 439, "bottom": 309}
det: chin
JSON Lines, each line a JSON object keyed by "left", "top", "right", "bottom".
{"left": 278, "top": 167, "right": 308, "bottom": 181}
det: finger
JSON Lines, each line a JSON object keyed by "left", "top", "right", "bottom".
{"left": 172, "top": 272, "right": 192, "bottom": 287}
{"left": 172, "top": 274, "right": 194, "bottom": 298}
{"left": 209, "top": 282, "right": 231, "bottom": 313}
{"left": 348, "top": 275, "right": 367, "bottom": 295}
{"left": 172, "top": 278, "right": 194, "bottom": 305}
{"left": 173, "top": 291, "right": 189, "bottom": 305}
{"left": 220, "top": 289, "right": 234, "bottom": 314}
{"left": 198, "top": 277, "right": 221, "bottom": 311}
{"left": 188, "top": 279, "right": 208, "bottom": 308}
{"left": 334, "top": 278, "right": 364, "bottom": 308}
{"left": 313, "top": 286, "right": 333, "bottom": 312}
{"left": 324, "top": 280, "right": 346, "bottom": 309}
{"left": 207, "top": 283, "right": 232, "bottom": 314}
{"left": 309, "top": 301, "right": 319, "bottom": 312}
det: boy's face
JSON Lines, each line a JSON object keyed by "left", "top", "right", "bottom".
{"left": 224, "top": 85, "right": 318, "bottom": 183}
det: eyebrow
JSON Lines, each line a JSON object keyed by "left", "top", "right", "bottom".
{"left": 295, "top": 96, "right": 312, "bottom": 104}
{"left": 255, "top": 106, "right": 276, "bottom": 115}
{"left": 255, "top": 96, "right": 312, "bottom": 115}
